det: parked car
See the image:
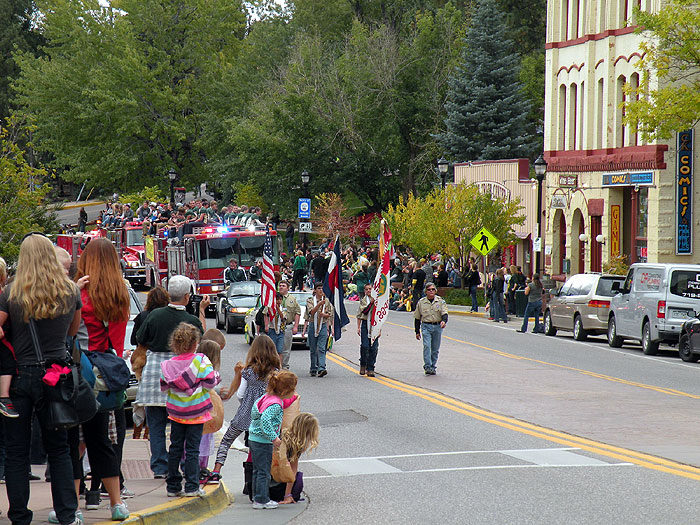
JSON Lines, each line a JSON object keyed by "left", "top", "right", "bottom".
{"left": 215, "top": 281, "right": 261, "bottom": 333}
{"left": 607, "top": 263, "right": 700, "bottom": 355}
{"left": 543, "top": 273, "right": 625, "bottom": 340}
{"left": 124, "top": 284, "right": 143, "bottom": 408}
{"left": 244, "top": 291, "right": 312, "bottom": 348}
{"left": 679, "top": 317, "right": 700, "bottom": 362}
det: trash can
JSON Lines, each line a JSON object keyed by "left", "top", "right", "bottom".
{"left": 515, "top": 289, "right": 528, "bottom": 317}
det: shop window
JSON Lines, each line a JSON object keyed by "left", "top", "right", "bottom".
{"left": 559, "top": 84, "right": 567, "bottom": 150}
{"left": 636, "top": 187, "right": 648, "bottom": 263}
{"left": 596, "top": 79, "right": 604, "bottom": 149}
{"left": 591, "top": 216, "right": 602, "bottom": 272}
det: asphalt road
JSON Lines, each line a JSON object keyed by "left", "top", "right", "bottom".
{"left": 199, "top": 304, "right": 700, "bottom": 524}
{"left": 53, "top": 201, "right": 105, "bottom": 226}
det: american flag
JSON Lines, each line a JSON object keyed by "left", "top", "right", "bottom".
{"left": 261, "top": 227, "right": 277, "bottom": 318}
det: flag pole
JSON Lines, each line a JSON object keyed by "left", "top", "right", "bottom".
{"left": 378, "top": 219, "right": 386, "bottom": 261}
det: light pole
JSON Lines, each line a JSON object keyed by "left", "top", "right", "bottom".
{"left": 534, "top": 154, "right": 548, "bottom": 274}
{"left": 437, "top": 157, "right": 449, "bottom": 189}
{"left": 168, "top": 168, "right": 177, "bottom": 204}
{"left": 300, "top": 170, "right": 310, "bottom": 247}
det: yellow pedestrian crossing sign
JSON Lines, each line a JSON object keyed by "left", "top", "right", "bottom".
{"left": 470, "top": 227, "right": 499, "bottom": 256}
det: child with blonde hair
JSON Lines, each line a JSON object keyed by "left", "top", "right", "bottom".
{"left": 196, "top": 338, "right": 223, "bottom": 480}
{"left": 277, "top": 413, "right": 319, "bottom": 504}
{"left": 249, "top": 370, "right": 298, "bottom": 510}
{"left": 160, "top": 323, "right": 220, "bottom": 497}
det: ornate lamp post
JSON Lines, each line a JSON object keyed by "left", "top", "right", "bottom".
{"left": 437, "top": 157, "right": 449, "bottom": 189}
{"left": 168, "top": 168, "right": 177, "bottom": 204}
{"left": 533, "top": 154, "right": 548, "bottom": 274}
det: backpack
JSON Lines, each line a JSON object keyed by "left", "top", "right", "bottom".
{"left": 81, "top": 350, "right": 130, "bottom": 412}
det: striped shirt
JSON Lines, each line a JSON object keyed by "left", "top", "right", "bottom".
{"left": 160, "top": 353, "right": 220, "bottom": 422}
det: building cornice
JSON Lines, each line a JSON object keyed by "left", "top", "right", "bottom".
{"left": 544, "top": 145, "right": 668, "bottom": 173}
{"left": 546, "top": 26, "right": 638, "bottom": 50}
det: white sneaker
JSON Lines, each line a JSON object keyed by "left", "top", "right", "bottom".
{"left": 252, "top": 500, "right": 278, "bottom": 509}
{"left": 120, "top": 487, "right": 136, "bottom": 499}
{"left": 49, "top": 510, "right": 83, "bottom": 524}
{"left": 183, "top": 488, "right": 206, "bottom": 497}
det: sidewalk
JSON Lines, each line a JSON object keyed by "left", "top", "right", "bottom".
{"left": 447, "top": 304, "right": 537, "bottom": 321}
{"left": 0, "top": 432, "right": 232, "bottom": 525}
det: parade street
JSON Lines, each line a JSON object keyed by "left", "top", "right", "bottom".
{"left": 204, "top": 304, "right": 700, "bottom": 525}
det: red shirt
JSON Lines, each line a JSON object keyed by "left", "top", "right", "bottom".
{"left": 80, "top": 289, "right": 127, "bottom": 357}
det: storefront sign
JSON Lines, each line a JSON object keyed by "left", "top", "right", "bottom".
{"left": 550, "top": 195, "right": 567, "bottom": 209}
{"left": 558, "top": 175, "right": 577, "bottom": 188}
{"left": 676, "top": 129, "right": 693, "bottom": 255}
{"left": 602, "top": 171, "right": 654, "bottom": 187}
{"left": 610, "top": 205, "right": 620, "bottom": 257}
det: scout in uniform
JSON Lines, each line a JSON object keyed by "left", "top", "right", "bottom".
{"left": 414, "top": 284, "right": 448, "bottom": 375}
{"left": 356, "top": 283, "right": 379, "bottom": 377}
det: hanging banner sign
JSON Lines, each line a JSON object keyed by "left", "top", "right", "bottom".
{"left": 676, "top": 129, "right": 693, "bottom": 255}
{"left": 602, "top": 171, "right": 654, "bottom": 187}
{"left": 610, "top": 205, "right": 620, "bottom": 257}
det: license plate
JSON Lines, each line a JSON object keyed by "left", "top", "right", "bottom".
{"left": 671, "top": 310, "right": 692, "bottom": 319}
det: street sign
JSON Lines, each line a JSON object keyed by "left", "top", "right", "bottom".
{"left": 299, "top": 222, "right": 312, "bottom": 233}
{"left": 533, "top": 237, "right": 542, "bottom": 252}
{"left": 298, "top": 198, "right": 311, "bottom": 219}
{"left": 470, "top": 227, "right": 499, "bottom": 256}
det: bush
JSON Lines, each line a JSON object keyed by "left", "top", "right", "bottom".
{"left": 119, "top": 186, "right": 166, "bottom": 206}
{"left": 445, "top": 287, "right": 486, "bottom": 306}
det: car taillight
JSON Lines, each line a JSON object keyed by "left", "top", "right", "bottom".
{"left": 657, "top": 300, "right": 666, "bottom": 319}
{"left": 587, "top": 300, "right": 610, "bottom": 308}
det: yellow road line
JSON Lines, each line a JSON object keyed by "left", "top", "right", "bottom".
{"left": 325, "top": 352, "right": 700, "bottom": 481}
{"left": 385, "top": 320, "right": 700, "bottom": 400}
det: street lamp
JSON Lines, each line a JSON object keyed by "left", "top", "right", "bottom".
{"left": 168, "top": 168, "right": 177, "bottom": 204}
{"left": 533, "top": 154, "right": 548, "bottom": 274}
{"left": 300, "top": 170, "right": 311, "bottom": 248}
{"left": 437, "top": 157, "right": 449, "bottom": 189}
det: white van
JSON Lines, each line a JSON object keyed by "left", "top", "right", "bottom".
{"left": 607, "top": 263, "right": 700, "bottom": 354}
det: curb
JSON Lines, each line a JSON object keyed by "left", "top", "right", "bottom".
{"left": 53, "top": 201, "right": 106, "bottom": 210}
{"left": 95, "top": 483, "right": 233, "bottom": 525}
{"left": 448, "top": 309, "right": 537, "bottom": 322}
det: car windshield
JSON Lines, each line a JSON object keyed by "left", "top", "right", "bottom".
{"left": 228, "top": 281, "right": 261, "bottom": 298}
{"left": 229, "top": 295, "right": 258, "bottom": 308}
{"left": 670, "top": 270, "right": 700, "bottom": 299}
{"left": 595, "top": 277, "right": 625, "bottom": 297}
{"left": 291, "top": 292, "right": 312, "bottom": 310}
{"left": 126, "top": 229, "right": 144, "bottom": 247}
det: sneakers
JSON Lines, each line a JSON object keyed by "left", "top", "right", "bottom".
{"left": 120, "top": 487, "right": 135, "bottom": 499}
{"left": 203, "top": 471, "right": 221, "bottom": 485}
{"left": 0, "top": 398, "right": 18, "bottom": 418}
{"left": 309, "top": 370, "right": 317, "bottom": 377}
{"left": 252, "top": 500, "right": 279, "bottom": 510}
{"left": 153, "top": 473, "right": 167, "bottom": 479}
{"left": 85, "top": 490, "right": 101, "bottom": 510}
{"left": 424, "top": 367, "right": 436, "bottom": 376}
{"left": 110, "top": 502, "right": 130, "bottom": 521}
{"left": 317, "top": 370, "right": 328, "bottom": 377}
{"left": 359, "top": 366, "right": 366, "bottom": 375}
{"left": 366, "top": 370, "right": 375, "bottom": 377}
{"left": 183, "top": 488, "right": 206, "bottom": 497}
{"left": 166, "top": 490, "right": 183, "bottom": 497}
{"left": 49, "top": 510, "right": 83, "bottom": 524}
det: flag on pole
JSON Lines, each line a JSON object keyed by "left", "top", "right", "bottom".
{"left": 370, "top": 221, "right": 392, "bottom": 341}
{"left": 323, "top": 235, "right": 350, "bottom": 341}
{"left": 260, "top": 226, "right": 277, "bottom": 318}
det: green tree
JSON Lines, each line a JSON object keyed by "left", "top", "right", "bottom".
{"left": 385, "top": 183, "right": 525, "bottom": 269}
{"left": 0, "top": 0, "right": 44, "bottom": 121}
{"left": 12, "top": 0, "right": 247, "bottom": 191}
{"left": 0, "top": 118, "right": 55, "bottom": 263}
{"left": 437, "top": 0, "right": 536, "bottom": 161}
{"left": 624, "top": 0, "right": 700, "bottom": 140}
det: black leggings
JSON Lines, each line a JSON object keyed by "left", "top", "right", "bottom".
{"left": 67, "top": 411, "right": 120, "bottom": 482}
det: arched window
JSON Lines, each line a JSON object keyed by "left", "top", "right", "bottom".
{"left": 569, "top": 83, "right": 578, "bottom": 150}
{"left": 616, "top": 75, "right": 626, "bottom": 147}
{"left": 630, "top": 72, "right": 640, "bottom": 146}
{"left": 559, "top": 84, "right": 567, "bottom": 150}
{"left": 596, "top": 78, "right": 605, "bottom": 149}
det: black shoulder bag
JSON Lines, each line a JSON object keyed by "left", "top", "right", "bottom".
{"left": 28, "top": 320, "right": 97, "bottom": 429}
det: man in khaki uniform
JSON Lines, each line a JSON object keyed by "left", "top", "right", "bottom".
{"left": 278, "top": 281, "right": 300, "bottom": 370}
{"left": 356, "top": 283, "right": 379, "bottom": 377}
{"left": 414, "top": 283, "right": 448, "bottom": 375}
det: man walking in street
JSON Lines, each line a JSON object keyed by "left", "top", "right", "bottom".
{"left": 292, "top": 250, "right": 307, "bottom": 291}
{"left": 356, "top": 283, "right": 379, "bottom": 377}
{"left": 414, "top": 284, "right": 448, "bottom": 375}
{"left": 278, "top": 281, "right": 300, "bottom": 370}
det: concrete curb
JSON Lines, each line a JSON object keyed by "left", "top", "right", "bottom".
{"left": 95, "top": 483, "right": 233, "bottom": 525}
{"left": 448, "top": 309, "right": 537, "bottom": 322}
{"left": 54, "top": 201, "right": 105, "bottom": 210}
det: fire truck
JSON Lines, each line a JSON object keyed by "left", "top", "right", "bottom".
{"left": 56, "top": 228, "right": 107, "bottom": 262}
{"left": 144, "top": 224, "right": 279, "bottom": 313}
{"left": 106, "top": 222, "right": 147, "bottom": 286}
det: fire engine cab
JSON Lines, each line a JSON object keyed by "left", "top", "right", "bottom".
{"left": 56, "top": 228, "right": 107, "bottom": 262}
{"left": 144, "top": 224, "right": 279, "bottom": 313}
{"left": 106, "top": 222, "right": 147, "bottom": 286}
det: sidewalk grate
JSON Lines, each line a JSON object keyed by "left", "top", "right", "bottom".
{"left": 122, "top": 459, "right": 154, "bottom": 480}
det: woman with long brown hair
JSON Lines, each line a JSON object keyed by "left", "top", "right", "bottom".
{"left": 73, "top": 238, "right": 130, "bottom": 520}
{"left": 0, "top": 234, "right": 82, "bottom": 525}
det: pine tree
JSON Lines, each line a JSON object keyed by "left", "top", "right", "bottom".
{"left": 437, "top": 0, "right": 536, "bottom": 161}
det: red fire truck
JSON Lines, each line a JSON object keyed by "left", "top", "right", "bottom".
{"left": 106, "top": 222, "right": 147, "bottom": 286}
{"left": 56, "top": 228, "right": 107, "bottom": 262}
{"left": 144, "top": 224, "right": 279, "bottom": 313}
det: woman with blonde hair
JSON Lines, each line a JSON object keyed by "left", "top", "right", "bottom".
{"left": 0, "top": 234, "right": 82, "bottom": 525}
{"left": 72, "top": 237, "right": 130, "bottom": 520}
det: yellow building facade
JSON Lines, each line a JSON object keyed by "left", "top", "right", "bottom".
{"left": 543, "top": 0, "right": 699, "bottom": 279}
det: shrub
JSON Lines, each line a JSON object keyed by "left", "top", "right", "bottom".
{"left": 445, "top": 287, "right": 486, "bottom": 306}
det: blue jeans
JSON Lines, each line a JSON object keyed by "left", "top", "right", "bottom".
{"left": 521, "top": 300, "right": 543, "bottom": 332}
{"left": 492, "top": 292, "right": 507, "bottom": 321}
{"left": 360, "top": 320, "right": 379, "bottom": 371}
{"left": 470, "top": 285, "right": 479, "bottom": 312}
{"left": 167, "top": 421, "right": 203, "bottom": 494}
{"left": 6, "top": 366, "right": 77, "bottom": 525}
{"left": 421, "top": 323, "right": 443, "bottom": 370}
{"left": 145, "top": 406, "right": 169, "bottom": 476}
{"left": 249, "top": 440, "right": 273, "bottom": 504}
{"left": 307, "top": 323, "right": 328, "bottom": 372}
{"left": 269, "top": 329, "right": 285, "bottom": 357}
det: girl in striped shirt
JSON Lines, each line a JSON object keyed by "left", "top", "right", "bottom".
{"left": 160, "top": 323, "right": 220, "bottom": 497}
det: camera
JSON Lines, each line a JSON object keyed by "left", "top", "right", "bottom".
{"left": 186, "top": 293, "right": 204, "bottom": 315}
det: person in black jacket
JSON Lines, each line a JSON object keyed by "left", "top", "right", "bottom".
{"left": 464, "top": 264, "right": 481, "bottom": 312}
{"left": 131, "top": 287, "right": 170, "bottom": 347}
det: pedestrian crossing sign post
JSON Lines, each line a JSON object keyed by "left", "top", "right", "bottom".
{"left": 470, "top": 227, "right": 499, "bottom": 256}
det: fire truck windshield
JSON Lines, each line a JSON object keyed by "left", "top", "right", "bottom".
{"left": 240, "top": 236, "right": 275, "bottom": 266}
{"left": 197, "top": 235, "right": 278, "bottom": 269}
{"left": 126, "top": 229, "right": 144, "bottom": 247}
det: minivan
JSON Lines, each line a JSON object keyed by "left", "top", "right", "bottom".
{"left": 607, "top": 263, "right": 700, "bottom": 354}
